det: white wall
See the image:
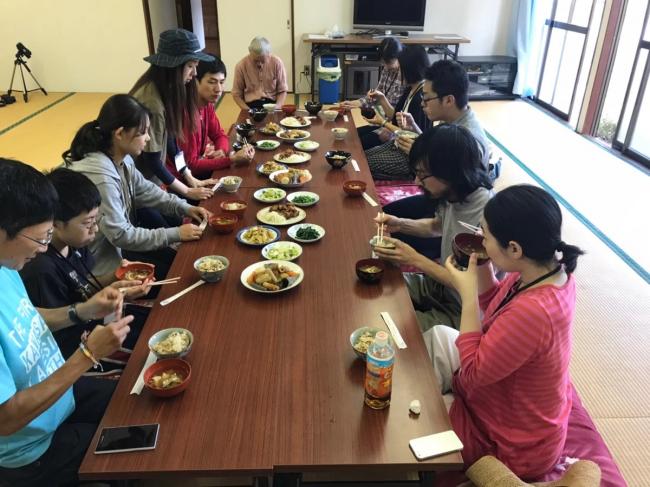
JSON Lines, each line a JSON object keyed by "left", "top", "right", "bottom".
{"left": 293, "top": 0, "right": 516, "bottom": 93}
{"left": 0, "top": 0, "right": 150, "bottom": 93}
{"left": 149, "top": 0, "right": 178, "bottom": 50}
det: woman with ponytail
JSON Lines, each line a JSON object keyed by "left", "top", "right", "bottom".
{"left": 64, "top": 94, "right": 210, "bottom": 279}
{"left": 427, "top": 184, "right": 584, "bottom": 479}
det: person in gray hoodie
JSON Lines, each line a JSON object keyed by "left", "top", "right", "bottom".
{"left": 63, "top": 94, "right": 210, "bottom": 278}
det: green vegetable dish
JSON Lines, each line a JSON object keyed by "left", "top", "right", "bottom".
{"left": 291, "top": 195, "right": 316, "bottom": 204}
{"left": 261, "top": 189, "right": 284, "bottom": 200}
{"left": 259, "top": 141, "right": 277, "bottom": 149}
{"left": 296, "top": 226, "right": 320, "bottom": 240}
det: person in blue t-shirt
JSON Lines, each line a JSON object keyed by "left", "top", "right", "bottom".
{"left": 0, "top": 158, "right": 133, "bottom": 486}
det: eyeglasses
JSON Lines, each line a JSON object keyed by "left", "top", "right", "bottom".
{"left": 415, "top": 172, "right": 434, "bottom": 183}
{"left": 20, "top": 228, "right": 54, "bottom": 248}
{"left": 421, "top": 95, "right": 443, "bottom": 105}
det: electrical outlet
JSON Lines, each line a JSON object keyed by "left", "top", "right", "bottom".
{"left": 303, "top": 65, "right": 310, "bottom": 76}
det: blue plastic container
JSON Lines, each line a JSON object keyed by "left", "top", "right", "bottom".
{"left": 317, "top": 55, "right": 341, "bottom": 104}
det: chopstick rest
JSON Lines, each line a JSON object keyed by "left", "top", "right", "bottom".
{"left": 130, "top": 351, "right": 158, "bottom": 395}
{"left": 380, "top": 312, "right": 407, "bottom": 349}
{"left": 362, "top": 192, "right": 378, "bottom": 207}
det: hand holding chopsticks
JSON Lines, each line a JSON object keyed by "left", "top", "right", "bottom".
{"left": 118, "top": 276, "right": 180, "bottom": 293}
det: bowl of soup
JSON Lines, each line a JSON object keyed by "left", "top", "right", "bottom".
{"left": 209, "top": 214, "right": 238, "bottom": 234}
{"left": 235, "top": 122, "right": 255, "bottom": 140}
{"left": 355, "top": 258, "right": 386, "bottom": 284}
{"left": 325, "top": 150, "right": 351, "bottom": 169}
{"left": 248, "top": 108, "right": 267, "bottom": 122}
{"left": 304, "top": 101, "right": 322, "bottom": 115}
{"left": 360, "top": 106, "right": 376, "bottom": 119}
{"left": 220, "top": 199, "right": 248, "bottom": 217}
{"left": 144, "top": 358, "right": 191, "bottom": 398}
{"left": 343, "top": 180, "right": 367, "bottom": 196}
{"left": 281, "top": 104, "right": 297, "bottom": 115}
{"left": 452, "top": 232, "right": 490, "bottom": 268}
{"left": 115, "top": 262, "right": 155, "bottom": 282}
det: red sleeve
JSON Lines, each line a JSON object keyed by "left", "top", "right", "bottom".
{"left": 208, "top": 108, "right": 230, "bottom": 153}
{"left": 191, "top": 156, "right": 231, "bottom": 175}
{"left": 455, "top": 297, "right": 551, "bottom": 395}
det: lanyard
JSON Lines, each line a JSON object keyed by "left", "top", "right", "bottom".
{"left": 494, "top": 265, "right": 562, "bottom": 314}
{"left": 50, "top": 245, "right": 103, "bottom": 294}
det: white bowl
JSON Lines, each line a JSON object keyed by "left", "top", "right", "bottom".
{"left": 332, "top": 127, "right": 349, "bottom": 140}
{"left": 219, "top": 176, "right": 242, "bottom": 193}
{"left": 263, "top": 103, "right": 277, "bottom": 112}
{"left": 321, "top": 110, "right": 338, "bottom": 122}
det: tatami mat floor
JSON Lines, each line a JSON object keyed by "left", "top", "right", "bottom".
{"left": 1, "top": 92, "right": 648, "bottom": 485}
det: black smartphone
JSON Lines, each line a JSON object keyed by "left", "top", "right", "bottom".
{"left": 94, "top": 423, "right": 159, "bottom": 454}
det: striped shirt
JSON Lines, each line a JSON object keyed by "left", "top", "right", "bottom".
{"left": 450, "top": 273, "right": 575, "bottom": 479}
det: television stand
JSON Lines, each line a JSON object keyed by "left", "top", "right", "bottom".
{"left": 370, "top": 30, "right": 410, "bottom": 39}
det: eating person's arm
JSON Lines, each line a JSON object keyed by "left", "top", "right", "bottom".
{"left": 0, "top": 317, "right": 132, "bottom": 436}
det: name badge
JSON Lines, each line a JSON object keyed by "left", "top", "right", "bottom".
{"left": 174, "top": 151, "right": 187, "bottom": 172}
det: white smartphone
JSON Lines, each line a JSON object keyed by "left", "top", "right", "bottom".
{"left": 409, "top": 430, "right": 463, "bottom": 461}
{"left": 94, "top": 423, "right": 159, "bottom": 454}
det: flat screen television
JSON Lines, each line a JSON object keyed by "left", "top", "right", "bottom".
{"left": 353, "top": 0, "right": 427, "bottom": 33}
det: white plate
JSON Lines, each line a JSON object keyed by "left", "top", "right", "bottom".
{"left": 236, "top": 225, "right": 280, "bottom": 246}
{"left": 273, "top": 150, "right": 311, "bottom": 164}
{"left": 276, "top": 129, "right": 310, "bottom": 142}
{"left": 261, "top": 241, "right": 303, "bottom": 261}
{"left": 253, "top": 187, "right": 286, "bottom": 203}
{"left": 280, "top": 116, "right": 311, "bottom": 128}
{"left": 287, "top": 223, "right": 325, "bottom": 243}
{"left": 294, "top": 140, "right": 320, "bottom": 152}
{"left": 269, "top": 169, "right": 312, "bottom": 188}
{"left": 286, "top": 191, "right": 319, "bottom": 207}
{"left": 256, "top": 205, "right": 306, "bottom": 226}
{"left": 256, "top": 139, "right": 281, "bottom": 151}
{"left": 240, "top": 260, "right": 304, "bottom": 294}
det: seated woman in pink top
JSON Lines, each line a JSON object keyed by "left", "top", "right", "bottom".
{"left": 429, "top": 184, "right": 584, "bottom": 479}
{"left": 232, "top": 36, "right": 288, "bottom": 111}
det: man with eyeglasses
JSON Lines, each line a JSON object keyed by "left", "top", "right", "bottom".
{"left": 0, "top": 158, "right": 133, "bottom": 485}
{"left": 20, "top": 168, "right": 151, "bottom": 367}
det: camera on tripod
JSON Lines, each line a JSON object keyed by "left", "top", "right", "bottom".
{"left": 2, "top": 41, "right": 47, "bottom": 105}
{"left": 15, "top": 42, "right": 32, "bottom": 61}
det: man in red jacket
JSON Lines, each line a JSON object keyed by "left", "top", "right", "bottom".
{"left": 167, "top": 55, "right": 254, "bottom": 180}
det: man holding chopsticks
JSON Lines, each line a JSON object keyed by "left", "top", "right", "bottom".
{"left": 20, "top": 168, "right": 151, "bottom": 370}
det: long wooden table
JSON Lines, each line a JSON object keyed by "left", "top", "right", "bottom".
{"left": 79, "top": 110, "right": 463, "bottom": 483}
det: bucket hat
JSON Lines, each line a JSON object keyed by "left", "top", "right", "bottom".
{"left": 144, "top": 29, "right": 214, "bottom": 68}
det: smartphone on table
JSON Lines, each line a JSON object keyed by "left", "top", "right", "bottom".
{"left": 94, "top": 423, "right": 159, "bottom": 454}
{"left": 409, "top": 430, "right": 463, "bottom": 461}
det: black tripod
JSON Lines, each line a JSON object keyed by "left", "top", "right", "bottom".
{"left": 8, "top": 55, "right": 47, "bottom": 103}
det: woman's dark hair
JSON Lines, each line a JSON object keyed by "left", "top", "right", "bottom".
{"left": 425, "top": 60, "right": 469, "bottom": 109}
{"left": 47, "top": 167, "right": 101, "bottom": 222}
{"left": 484, "top": 184, "right": 584, "bottom": 273}
{"left": 63, "top": 94, "right": 150, "bottom": 163}
{"left": 409, "top": 124, "right": 492, "bottom": 202}
{"left": 378, "top": 37, "right": 402, "bottom": 63}
{"left": 130, "top": 63, "right": 199, "bottom": 140}
{"left": 197, "top": 54, "right": 227, "bottom": 81}
{"left": 397, "top": 45, "right": 430, "bottom": 85}
{"left": 0, "top": 158, "right": 58, "bottom": 238}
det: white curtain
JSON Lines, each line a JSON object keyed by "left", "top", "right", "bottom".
{"left": 511, "top": 0, "right": 553, "bottom": 97}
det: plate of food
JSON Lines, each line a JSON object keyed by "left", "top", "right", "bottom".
{"left": 256, "top": 139, "right": 281, "bottom": 151}
{"left": 286, "top": 191, "right": 319, "bottom": 207}
{"left": 294, "top": 140, "right": 319, "bottom": 152}
{"left": 253, "top": 187, "right": 286, "bottom": 203}
{"left": 236, "top": 225, "right": 280, "bottom": 246}
{"left": 257, "top": 160, "right": 287, "bottom": 176}
{"left": 257, "top": 204, "right": 306, "bottom": 226}
{"left": 287, "top": 223, "right": 325, "bottom": 243}
{"left": 276, "top": 129, "right": 310, "bottom": 142}
{"left": 261, "top": 241, "right": 302, "bottom": 261}
{"left": 269, "top": 169, "right": 312, "bottom": 187}
{"left": 280, "top": 115, "right": 311, "bottom": 128}
{"left": 259, "top": 121, "right": 281, "bottom": 135}
{"left": 240, "top": 260, "right": 304, "bottom": 293}
{"left": 273, "top": 149, "right": 311, "bottom": 164}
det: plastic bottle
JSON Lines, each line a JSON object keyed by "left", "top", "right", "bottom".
{"left": 364, "top": 331, "right": 394, "bottom": 409}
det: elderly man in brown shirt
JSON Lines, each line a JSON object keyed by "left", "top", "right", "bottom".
{"left": 232, "top": 36, "right": 288, "bottom": 110}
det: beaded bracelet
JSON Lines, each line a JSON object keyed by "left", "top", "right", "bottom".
{"left": 79, "top": 331, "right": 103, "bottom": 372}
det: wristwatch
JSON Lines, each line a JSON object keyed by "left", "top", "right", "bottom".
{"left": 68, "top": 303, "right": 85, "bottom": 325}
